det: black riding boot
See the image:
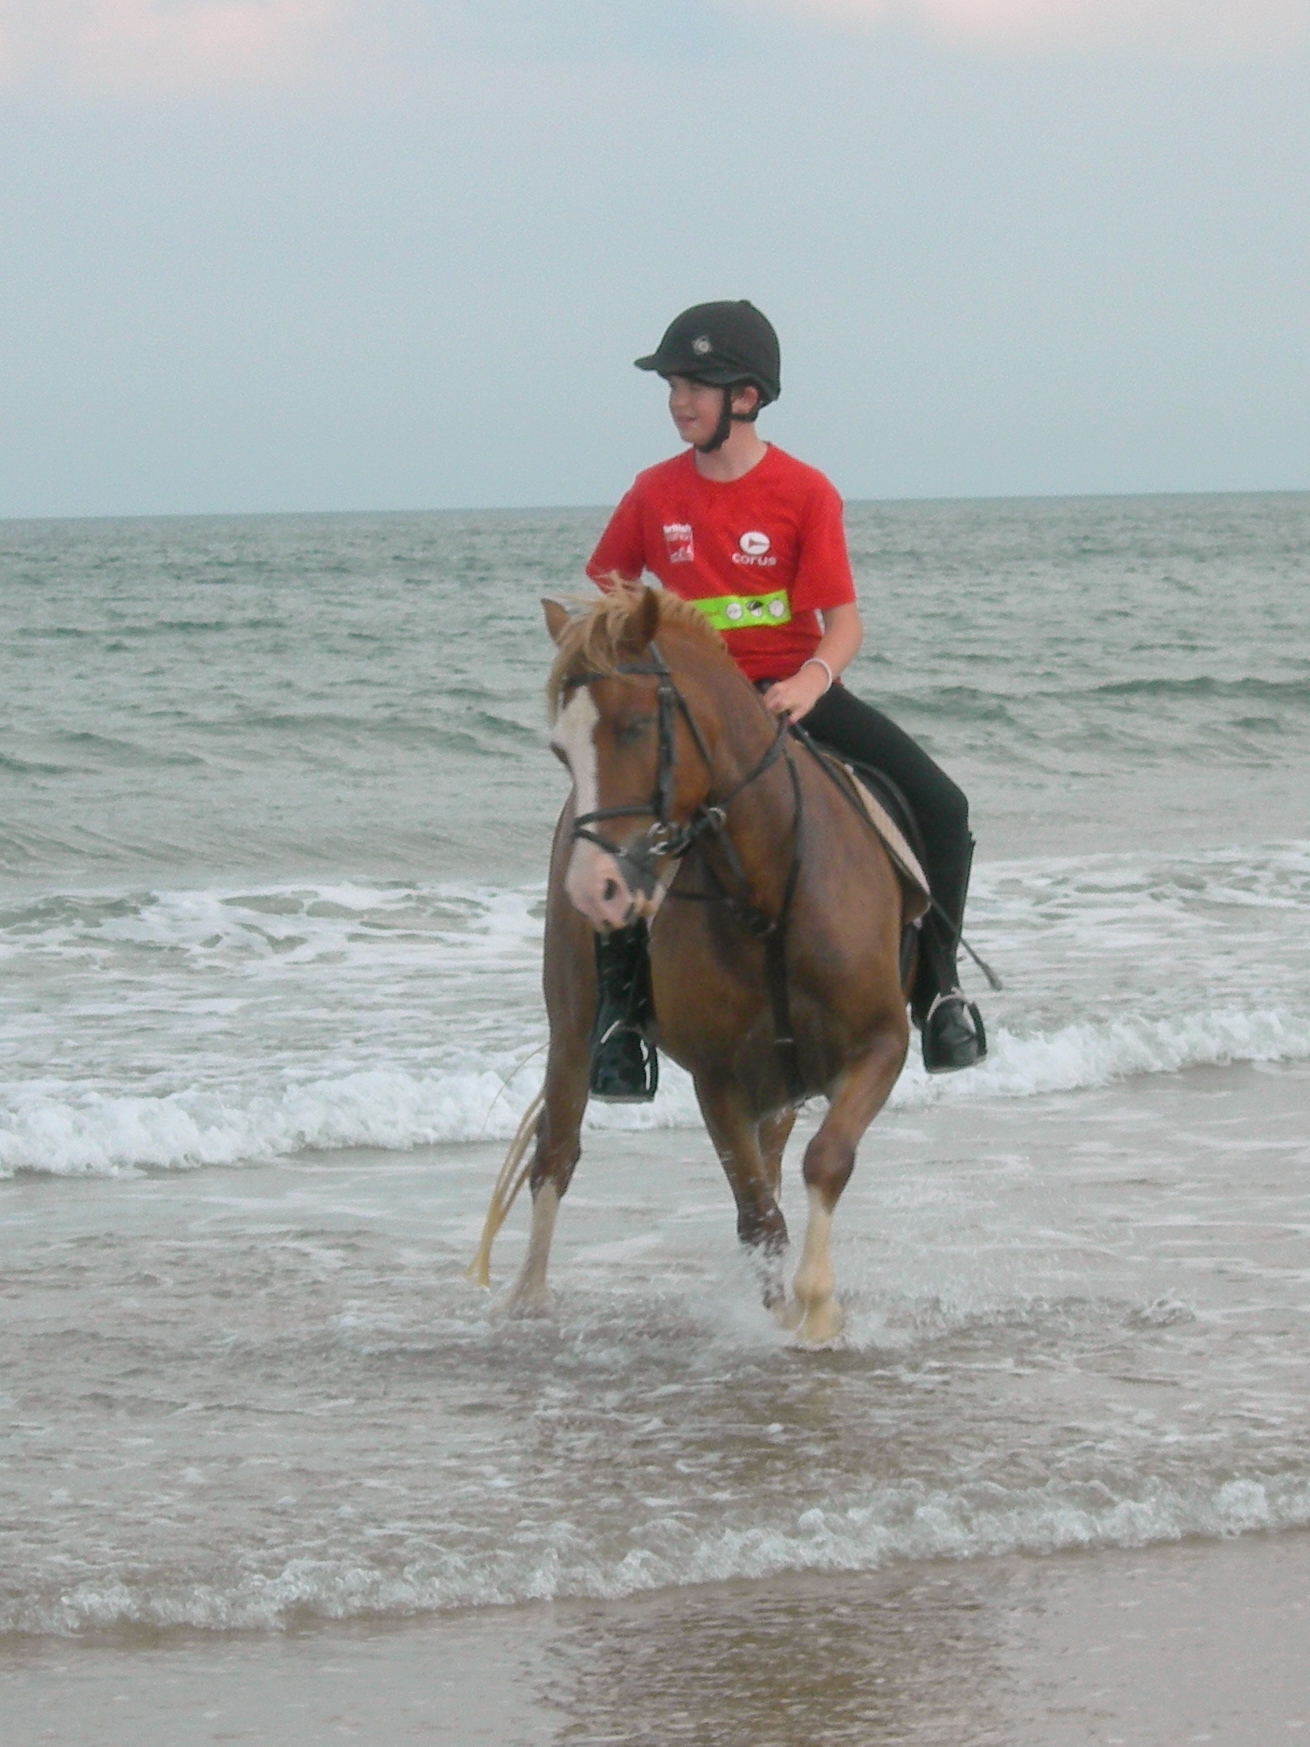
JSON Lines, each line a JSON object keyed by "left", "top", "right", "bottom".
{"left": 589, "top": 923, "right": 659, "bottom": 1103}
{"left": 911, "top": 835, "right": 987, "bottom": 1075}
{"left": 802, "top": 684, "right": 986, "bottom": 1074}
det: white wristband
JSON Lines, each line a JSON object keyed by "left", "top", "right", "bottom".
{"left": 802, "top": 657, "right": 834, "bottom": 693}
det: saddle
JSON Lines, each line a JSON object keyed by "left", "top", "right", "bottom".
{"left": 802, "top": 740, "right": 931, "bottom": 926}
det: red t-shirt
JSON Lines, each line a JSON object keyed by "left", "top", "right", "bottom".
{"left": 586, "top": 445, "right": 856, "bottom": 684}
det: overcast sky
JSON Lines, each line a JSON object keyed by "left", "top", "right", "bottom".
{"left": 2, "top": 0, "right": 1308, "bottom": 516}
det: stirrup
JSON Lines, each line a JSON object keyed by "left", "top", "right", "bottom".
{"left": 590, "top": 923, "right": 658, "bottom": 1102}
{"left": 589, "top": 1022, "right": 659, "bottom": 1103}
{"left": 922, "top": 990, "right": 986, "bottom": 1075}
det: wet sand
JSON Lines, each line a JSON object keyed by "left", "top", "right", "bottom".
{"left": 4, "top": 1528, "right": 1307, "bottom": 1745}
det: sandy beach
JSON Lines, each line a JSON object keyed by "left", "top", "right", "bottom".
{"left": 3, "top": 1528, "right": 1307, "bottom": 1744}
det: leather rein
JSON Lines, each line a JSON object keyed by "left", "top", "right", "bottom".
{"left": 562, "top": 643, "right": 807, "bottom": 1102}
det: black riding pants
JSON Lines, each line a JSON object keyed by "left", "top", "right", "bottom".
{"left": 800, "top": 683, "right": 973, "bottom": 1003}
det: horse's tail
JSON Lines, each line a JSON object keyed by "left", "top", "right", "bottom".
{"left": 465, "top": 1088, "right": 546, "bottom": 1287}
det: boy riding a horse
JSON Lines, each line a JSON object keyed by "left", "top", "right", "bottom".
{"left": 585, "top": 299, "right": 986, "bottom": 1099}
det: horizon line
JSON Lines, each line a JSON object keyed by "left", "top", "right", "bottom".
{"left": 4, "top": 483, "right": 1309, "bottom": 526}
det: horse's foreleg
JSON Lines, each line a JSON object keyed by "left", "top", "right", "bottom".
{"left": 505, "top": 1041, "right": 589, "bottom": 1318}
{"left": 505, "top": 819, "right": 597, "bottom": 1317}
{"left": 789, "top": 1027, "right": 907, "bottom": 1344}
{"left": 510, "top": 1175, "right": 561, "bottom": 1319}
{"left": 695, "top": 1075, "right": 789, "bottom": 1307}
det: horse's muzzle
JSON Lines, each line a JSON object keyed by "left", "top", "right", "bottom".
{"left": 565, "top": 836, "right": 664, "bottom": 933}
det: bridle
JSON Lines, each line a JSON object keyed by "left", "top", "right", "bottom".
{"left": 561, "top": 642, "right": 807, "bottom": 1100}
{"left": 563, "top": 642, "right": 792, "bottom": 910}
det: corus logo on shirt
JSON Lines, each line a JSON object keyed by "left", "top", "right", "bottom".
{"left": 732, "top": 529, "right": 777, "bottom": 567}
{"left": 663, "top": 522, "right": 695, "bottom": 563}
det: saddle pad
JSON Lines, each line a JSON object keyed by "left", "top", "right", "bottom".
{"left": 843, "top": 765, "right": 931, "bottom": 922}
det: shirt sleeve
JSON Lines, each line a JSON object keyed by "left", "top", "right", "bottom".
{"left": 787, "top": 476, "right": 857, "bottom": 614}
{"left": 586, "top": 486, "right": 647, "bottom": 590}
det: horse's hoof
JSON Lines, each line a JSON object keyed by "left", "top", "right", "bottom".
{"left": 499, "top": 1288, "right": 555, "bottom": 1322}
{"left": 760, "top": 1275, "right": 788, "bottom": 1315}
{"left": 792, "top": 1299, "right": 845, "bottom": 1346}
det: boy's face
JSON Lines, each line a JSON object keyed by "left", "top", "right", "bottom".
{"left": 665, "top": 375, "right": 758, "bottom": 447}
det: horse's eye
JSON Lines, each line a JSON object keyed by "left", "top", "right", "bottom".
{"left": 616, "top": 715, "right": 653, "bottom": 746}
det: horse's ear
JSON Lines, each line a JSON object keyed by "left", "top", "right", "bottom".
{"left": 617, "top": 585, "right": 660, "bottom": 659}
{"left": 542, "top": 598, "right": 571, "bottom": 645}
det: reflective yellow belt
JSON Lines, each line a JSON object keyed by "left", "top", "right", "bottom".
{"left": 687, "top": 588, "right": 793, "bottom": 633}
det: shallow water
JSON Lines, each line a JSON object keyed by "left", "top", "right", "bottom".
{"left": 2, "top": 1057, "right": 1308, "bottom": 1637}
{"left": 1, "top": 493, "right": 1308, "bottom": 1647}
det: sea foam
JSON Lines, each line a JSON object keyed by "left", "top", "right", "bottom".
{"left": 3, "top": 1001, "right": 1308, "bottom": 1177}
{"left": 9, "top": 1471, "right": 1309, "bottom": 1635}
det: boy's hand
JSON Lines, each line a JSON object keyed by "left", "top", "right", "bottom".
{"left": 762, "top": 664, "right": 829, "bottom": 724}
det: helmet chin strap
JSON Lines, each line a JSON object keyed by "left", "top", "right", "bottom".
{"left": 695, "top": 387, "right": 736, "bottom": 455}
{"left": 695, "top": 384, "right": 758, "bottom": 455}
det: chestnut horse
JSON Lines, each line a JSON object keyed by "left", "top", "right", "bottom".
{"left": 470, "top": 583, "right": 924, "bottom": 1342}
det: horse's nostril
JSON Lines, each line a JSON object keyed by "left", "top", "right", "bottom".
{"left": 602, "top": 878, "right": 618, "bottom": 902}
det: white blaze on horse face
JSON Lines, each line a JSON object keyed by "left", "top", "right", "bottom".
{"left": 552, "top": 688, "right": 639, "bottom": 931}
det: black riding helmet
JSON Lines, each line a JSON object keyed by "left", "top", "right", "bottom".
{"left": 635, "top": 301, "right": 781, "bottom": 453}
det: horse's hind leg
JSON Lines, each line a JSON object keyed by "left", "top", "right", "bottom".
{"left": 789, "top": 1027, "right": 907, "bottom": 1344}
{"left": 695, "top": 1075, "right": 790, "bottom": 1308}
{"left": 758, "top": 1107, "right": 798, "bottom": 1199}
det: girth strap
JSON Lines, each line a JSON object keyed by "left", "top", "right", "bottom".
{"left": 670, "top": 739, "right": 806, "bottom": 1104}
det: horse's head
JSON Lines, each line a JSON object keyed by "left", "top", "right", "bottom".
{"left": 545, "top": 584, "right": 727, "bottom": 933}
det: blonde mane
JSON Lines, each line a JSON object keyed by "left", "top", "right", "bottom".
{"left": 546, "top": 582, "right": 733, "bottom": 711}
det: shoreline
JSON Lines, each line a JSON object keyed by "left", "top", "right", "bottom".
{"left": 3, "top": 1529, "right": 1307, "bottom": 1745}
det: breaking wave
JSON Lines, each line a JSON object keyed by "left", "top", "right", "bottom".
{"left": 8, "top": 1471, "right": 1309, "bottom": 1635}
{"left": 4, "top": 1001, "right": 1308, "bottom": 1178}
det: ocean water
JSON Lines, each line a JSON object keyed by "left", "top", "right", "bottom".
{"left": 1, "top": 494, "right": 1308, "bottom": 1641}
